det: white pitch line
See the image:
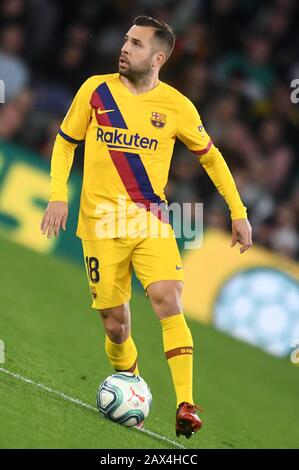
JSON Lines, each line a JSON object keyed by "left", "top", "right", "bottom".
{"left": 0, "top": 367, "right": 97, "bottom": 411}
{"left": 0, "top": 367, "right": 186, "bottom": 450}
{"left": 137, "top": 427, "right": 186, "bottom": 449}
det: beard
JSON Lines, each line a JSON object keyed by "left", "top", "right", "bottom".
{"left": 118, "top": 56, "right": 153, "bottom": 84}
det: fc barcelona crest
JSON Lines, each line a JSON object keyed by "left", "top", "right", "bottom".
{"left": 89, "top": 285, "right": 97, "bottom": 299}
{"left": 151, "top": 112, "right": 167, "bottom": 128}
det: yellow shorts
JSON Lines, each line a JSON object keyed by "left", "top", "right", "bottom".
{"left": 82, "top": 232, "right": 184, "bottom": 309}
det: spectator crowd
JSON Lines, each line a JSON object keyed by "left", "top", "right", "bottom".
{"left": 1, "top": 0, "right": 299, "bottom": 258}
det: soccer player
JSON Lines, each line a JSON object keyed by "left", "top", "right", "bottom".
{"left": 41, "top": 16, "right": 252, "bottom": 438}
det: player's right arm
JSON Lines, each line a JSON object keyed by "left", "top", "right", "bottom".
{"left": 41, "top": 77, "right": 94, "bottom": 238}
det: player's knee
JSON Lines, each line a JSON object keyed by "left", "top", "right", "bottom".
{"left": 163, "top": 291, "right": 182, "bottom": 313}
{"left": 99, "top": 309, "right": 130, "bottom": 343}
{"left": 151, "top": 287, "right": 183, "bottom": 316}
{"left": 104, "top": 319, "right": 129, "bottom": 343}
{"left": 107, "top": 323, "right": 129, "bottom": 343}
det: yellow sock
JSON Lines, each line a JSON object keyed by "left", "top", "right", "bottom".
{"left": 160, "top": 313, "right": 194, "bottom": 407}
{"left": 105, "top": 335, "right": 139, "bottom": 375}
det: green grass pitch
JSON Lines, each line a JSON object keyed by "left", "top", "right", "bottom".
{"left": 0, "top": 237, "right": 298, "bottom": 449}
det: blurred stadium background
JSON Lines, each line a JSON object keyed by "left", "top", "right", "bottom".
{"left": 1, "top": 0, "right": 299, "bottom": 449}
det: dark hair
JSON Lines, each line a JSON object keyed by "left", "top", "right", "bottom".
{"left": 133, "top": 15, "right": 175, "bottom": 61}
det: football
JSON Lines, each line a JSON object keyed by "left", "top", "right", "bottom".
{"left": 96, "top": 372, "right": 152, "bottom": 427}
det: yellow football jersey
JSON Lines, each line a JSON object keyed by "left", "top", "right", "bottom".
{"left": 50, "top": 72, "right": 247, "bottom": 239}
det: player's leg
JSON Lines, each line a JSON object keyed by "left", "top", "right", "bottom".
{"left": 146, "top": 280, "right": 194, "bottom": 407}
{"left": 100, "top": 303, "right": 139, "bottom": 374}
{"left": 82, "top": 238, "right": 139, "bottom": 375}
{"left": 146, "top": 280, "right": 201, "bottom": 437}
{"left": 132, "top": 230, "right": 202, "bottom": 437}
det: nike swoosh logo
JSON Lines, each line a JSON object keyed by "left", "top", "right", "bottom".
{"left": 176, "top": 265, "right": 183, "bottom": 270}
{"left": 97, "top": 109, "right": 115, "bottom": 115}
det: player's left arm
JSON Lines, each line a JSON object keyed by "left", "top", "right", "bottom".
{"left": 176, "top": 97, "right": 252, "bottom": 254}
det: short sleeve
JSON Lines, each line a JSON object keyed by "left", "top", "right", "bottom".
{"left": 59, "top": 77, "right": 94, "bottom": 143}
{"left": 176, "top": 97, "right": 213, "bottom": 156}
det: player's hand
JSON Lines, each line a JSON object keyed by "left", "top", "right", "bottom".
{"left": 40, "top": 201, "right": 68, "bottom": 239}
{"left": 231, "top": 218, "right": 252, "bottom": 254}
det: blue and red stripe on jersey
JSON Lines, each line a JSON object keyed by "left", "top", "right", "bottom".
{"left": 90, "top": 82, "right": 168, "bottom": 222}
{"left": 90, "top": 82, "right": 127, "bottom": 129}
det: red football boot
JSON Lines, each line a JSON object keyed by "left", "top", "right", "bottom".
{"left": 176, "top": 402, "right": 203, "bottom": 438}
